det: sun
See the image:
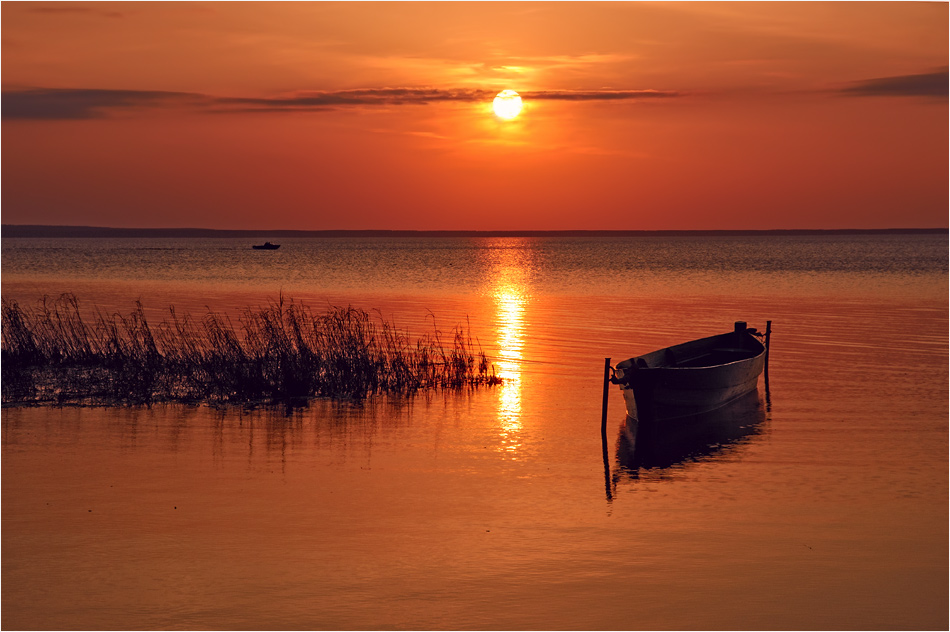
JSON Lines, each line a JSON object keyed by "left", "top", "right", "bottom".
{"left": 492, "top": 90, "right": 523, "bottom": 120}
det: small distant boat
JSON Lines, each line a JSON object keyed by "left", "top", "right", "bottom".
{"left": 252, "top": 242, "right": 280, "bottom": 250}
{"left": 612, "top": 321, "right": 768, "bottom": 422}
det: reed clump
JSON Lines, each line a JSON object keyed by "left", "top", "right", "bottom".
{"left": 2, "top": 294, "right": 500, "bottom": 406}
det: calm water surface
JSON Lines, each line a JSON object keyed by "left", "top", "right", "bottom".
{"left": 2, "top": 234, "right": 947, "bottom": 630}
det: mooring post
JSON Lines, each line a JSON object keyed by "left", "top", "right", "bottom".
{"left": 601, "top": 357, "right": 613, "bottom": 502}
{"left": 764, "top": 320, "right": 772, "bottom": 386}
{"left": 601, "top": 358, "right": 611, "bottom": 434}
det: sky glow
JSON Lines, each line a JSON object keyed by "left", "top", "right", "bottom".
{"left": 2, "top": 2, "right": 947, "bottom": 230}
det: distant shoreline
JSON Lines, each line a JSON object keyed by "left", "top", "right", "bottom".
{"left": 2, "top": 224, "right": 946, "bottom": 239}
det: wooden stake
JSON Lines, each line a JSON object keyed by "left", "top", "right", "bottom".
{"left": 601, "top": 357, "right": 613, "bottom": 502}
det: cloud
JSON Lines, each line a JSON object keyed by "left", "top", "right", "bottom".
{"left": 225, "top": 88, "right": 497, "bottom": 108}
{"left": 1, "top": 88, "right": 207, "bottom": 120}
{"left": 1, "top": 86, "right": 683, "bottom": 120}
{"left": 522, "top": 89, "right": 680, "bottom": 101}
{"left": 226, "top": 87, "right": 680, "bottom": 108}
{"left": 840, "top": 68, "right": 948, "bottom": 98}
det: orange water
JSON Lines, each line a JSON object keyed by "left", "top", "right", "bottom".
{"left": 3, "top": 235, "right": 947, "bottom": 629}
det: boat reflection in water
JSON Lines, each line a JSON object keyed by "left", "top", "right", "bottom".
{"left": 616, "top": 389, "right": 767, "bottom": 479}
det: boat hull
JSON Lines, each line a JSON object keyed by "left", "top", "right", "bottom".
{"left": 616, "top": 325, "right": 766, "bottom": 422}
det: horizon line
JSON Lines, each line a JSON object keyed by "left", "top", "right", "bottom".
{"left": 2, "top": 224, "right": 947, "bottom": 239}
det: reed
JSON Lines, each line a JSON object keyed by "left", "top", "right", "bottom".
{"left": 2, "top": 294, "right": 500, "bottom": 406}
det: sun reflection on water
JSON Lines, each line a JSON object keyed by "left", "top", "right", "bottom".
{"left": 496, "top": 287, "right": 525, "bottom": 434}
{"left": 485, "top": 241, "right": 532, "bottom": 457}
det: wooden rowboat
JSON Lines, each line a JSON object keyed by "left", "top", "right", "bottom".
{"left": 612, "top": 321, "right": 768, "bottom": 422}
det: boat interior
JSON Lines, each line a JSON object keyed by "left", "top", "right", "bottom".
{"left": 633, "top": 333, "right": 762, "bottom": 370}
{"left": 664, "top": 346, "right": 760, "bottom": 368}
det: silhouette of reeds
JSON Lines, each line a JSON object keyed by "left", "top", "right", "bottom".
{"left": 2, "top": 294, "right": 500, "bottom": 406}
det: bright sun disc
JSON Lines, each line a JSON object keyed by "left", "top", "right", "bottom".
{"left": 492, "top": 90, "right": 523, "bottom": 119}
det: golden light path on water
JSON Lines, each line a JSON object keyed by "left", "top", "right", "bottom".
{"left": 495, "top": 287, "right": 524, "bottom": 431}
{"left": 486, "top": 242, "right": 530, "bottom": 457}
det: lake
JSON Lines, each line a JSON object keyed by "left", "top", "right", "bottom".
{"left": 2, "top": 233, "right": 947, "bottom": 630}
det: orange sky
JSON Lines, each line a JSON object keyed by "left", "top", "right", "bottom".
{"left": 2, "top": 1, "right": 947, "bottom": 230}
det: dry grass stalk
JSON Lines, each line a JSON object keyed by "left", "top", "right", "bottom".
{"left": 2, "top": 294, "right": 500, "bottom": 406}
